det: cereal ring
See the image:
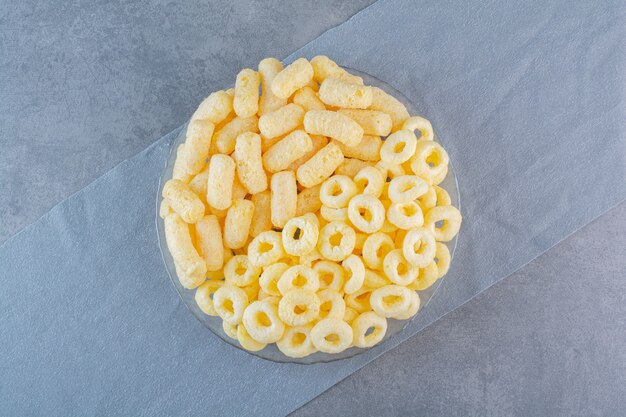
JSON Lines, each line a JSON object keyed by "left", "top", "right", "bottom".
{"left": 233, "top": 68, "right": 261, "bottom": 118}
{"left": 380, "top": 130, "right": 418, "bottom": 165}
{"left": 362, "top": 232, "right": 395, "bottom": 270}
{"left": 343, "top": 307, "right": 359, "bottom": 323}
{"left": 223, "top": 198, "right": 255, "bottom": 249}
{"left": 276, "top": 254, "right": 300, "bottom": 267}
{"left": 354, "top": 166, "right": 385, "bottom": 198}
{"left": 259, "top": 262, "right": 289, "bottom": 296}
{"left": 320, "top": 205, "right": 348, "bottom": 222}
{"left": 318, "top": 221, "right": 356, "bottom": 262}
{"left": 394, "top": 228, "right": 408, "bottom": 248}
{"left": 310, "top": 318, "right": 353, "bottom": 353}
{"left": 317, "top": 289, "right": 346, "bottom": 320}
{"left": 303, "top": 110, "right": 363, "bottom": 147}
{"left": 316, "top": 212, "right": 328, "bottom": 229}
{"left": 431, "top": 163, "right": 449, "bottom": 185}
{"left": 258, "top": 57, "right": 287, "bottom": 115}
{"left": 368, "top": 86, "right": 410, "bottom": 130}
{"left": 282, "top": 213, "right": 319, "bottom": 256}
{"left": 383, "top": 249, "right": 419, "bottom": 286}
{"left": 424, "top": 205, "right": 462, "bottom": 242}
{"left": 244, "top": 279, "right": 260, "bottom": 298}
{"left": 164, "top": 213, "right": 206, "bottom": 289}
{"left": 276, "top": 324, "right": 316, "bottom": 358}
{"left": 338, "top": 109, "right": 392, "bottom": 137}
{"left": 247, "top": 231, "right": 285, "bottom": 267}
{"left": 375, "top": 160, "right": 406, "bottom": 183}
{"left": 407, "top": 261, "right": 439, "bottom": 291}
{"left": 162, "top": 179, "right": 205, "bottom": 224}
{"left": 320, "top": 175, "right": 358, "bottom": 209}
{"left": 393, "top": 290, "right": 421, "bottom": 320}
{"left": 222, "top": 320, "right": 238, "bottom": 340}
{"left": 409, "top": 140, "right": 449, "bottom": 185}
{"left": 364, "top": 268, "right": 391, "bottom": 289}
{"left": 380, "top": 203, "right": 399, "bottom": 234}
{"left": 258, "top": 103, "right": 305, "bottom": 140}
{"left": 342, "top": 254, "right": 365, "bottom": 294}
{"left": 257, "top": 289, "right": 270, "bottom": 300}
{"left": 241, "top": 282, "right": 260, "bottom": 302}
{"left": 416, "top": 185, "right": 437, "bottom": 211}
{"left": 259, "top": 295, "right": 281, "bottom": 306}
{"left": 310, "top": 55, "right": 364, "bottom": 84}
{"left": 277, "top": 265, "right": 320, "bottom": 295}
{"left": 347, "top": 194, "right": 385, "bottom": 233}
{"left": 314, "top": 261, "right": 346, "bottom": 291}
{"left": 387, "top": 175, "right": 429, "bottom": 204}
{"left": 242, "top": 300, "right": 285, "bottom": 343}
{"left": 354, "top": 233, "right": 367, "bottom": 254}
{"left": 299, "top": 248, "right": 323, "bottom": 267}
{"left": 271, "top": 58, "right": 314, "bottom": 99}
{"left": 434, "top": 185, "right": 451, "bottom": 206}
{"left": 345, "top": 287, "right": 373, "bottom": 313}
{"left": 435, "top": 242, "right": 451, "bottom": 278}
{"left": 213, "top": 284, "right": 249, "bottom": 325}
{"left": 263, "top": 130, "right": 313, "bottom": 173}
{"left": 402, "top": 116, "right": 433, "bottom": 142}
{"left": 224, "top": 255, "right": 262, "bottom": 287}
{"left": 402, "top": 227, "right": 437, "bottom": 268}
{"left": 370, "top": 285, "right": 413, "bottom": 318}
{"left": 387, "top": 201, "right": 424, "bottom": 230}
{"left": 319, "top": 78, "right": 372, "bottom": 109}
{"left": 351, "top": 311, "right": 388, "bottom": 348}
{"left": 237, "top": 323, "right": 266, "bottom": 351}
{"left": 194, "top": 280, "right": 224, "bottom": 316}
{"left": 278, "top": 289, "right": 321, "bottom": 326}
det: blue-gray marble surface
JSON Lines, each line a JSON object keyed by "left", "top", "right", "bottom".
{"left": 1, "top": 1, "right": 624, "bottom": 415}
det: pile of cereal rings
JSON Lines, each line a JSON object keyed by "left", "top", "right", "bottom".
{"left": 159, "top": 56, "right": 462, "bottom": 358}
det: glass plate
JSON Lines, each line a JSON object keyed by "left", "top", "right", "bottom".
{"left": 156, "top": 67, "right": 460, "bottom": 364}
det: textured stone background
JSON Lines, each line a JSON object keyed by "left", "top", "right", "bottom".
{"left": 0, "top": 0, "right": 376, "bottom": 242}
{"left": 1, "top": 1, "right": 624, "bottom": 415}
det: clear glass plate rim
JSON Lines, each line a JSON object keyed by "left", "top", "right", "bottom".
{"left": 155, "top": 66, "right": 460, "bottom": 364}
